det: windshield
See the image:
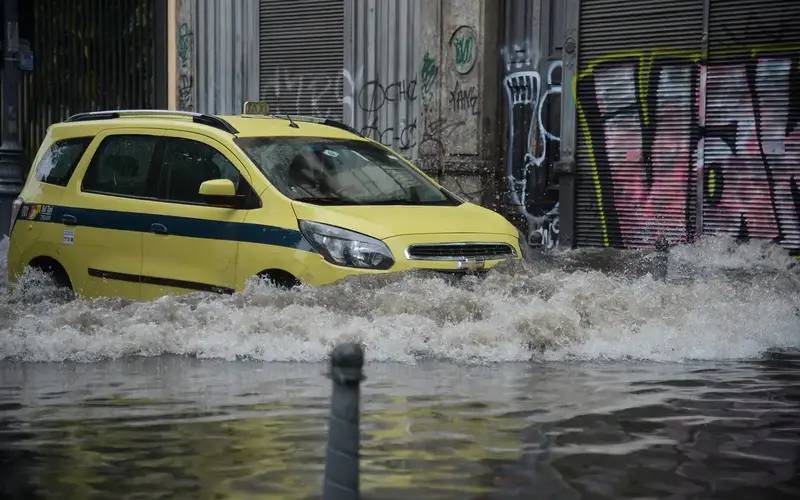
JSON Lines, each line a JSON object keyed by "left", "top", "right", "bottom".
{"left": 236, "top": 137, "right": 458, "bottom": 205}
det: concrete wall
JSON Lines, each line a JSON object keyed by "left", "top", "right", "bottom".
{"left": 343, "top": 0, "right": 501, "bottom": 207}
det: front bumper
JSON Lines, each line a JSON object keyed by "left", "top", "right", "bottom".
{"left": 297, "top": 232, "right": 521, "bottom": 285}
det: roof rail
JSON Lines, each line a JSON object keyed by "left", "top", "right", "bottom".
{"left": 284, "top": 115, "right": 364, "bottom": 137}
{"left": 65, "top": 110, "right": 239, "bottom": 134}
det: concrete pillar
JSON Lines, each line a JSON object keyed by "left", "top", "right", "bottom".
{"left": 557, "top": 0, "right": 580, "bottom": 249}
{"left": 433, "top": 0, "right": 501, "bottom": 207}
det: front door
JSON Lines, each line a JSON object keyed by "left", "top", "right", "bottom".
{"left": 138, "top": 133, "right": 254, "bottom": 299}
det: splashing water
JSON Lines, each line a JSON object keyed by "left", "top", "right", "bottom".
{"left": 1, "top": 235, "right": 798, "bottom": 363}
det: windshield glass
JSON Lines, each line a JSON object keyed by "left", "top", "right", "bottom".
{"left": 236, "top": 137, "right": 458, "bottom": 205}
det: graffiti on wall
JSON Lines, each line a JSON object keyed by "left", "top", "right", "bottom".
{"left": 502, "top": 43, "right": 563, "bottom": 248}
{"left": 448, "top": 80, "right": 479, "bottom": 115}
{"left": 177, "top": 22, "right": 194, "bottom": 111}
{"left": 343, "top": 24, "right": 487, "bottom": 203}
{"left": 345, "top": 55, "right": 455, "bottom": 170}
{"left": 356, "top": 76, "right": 419, "bottom": 149}
{"left": 421, "top": 52, "right": 439, "bottom": 95}
{"left": 263, "top": 68, "right": 342, "bottom": 118}
{"left": 576, "top": 47, "right": 800, "bottom": 252}
{"left": 450, "top": 25, "right": 477, "bottom": 75}
{"left": 358, "top": 79, "right": 418, "bottom": 113}
{"left": 348, "top": 41, "right": 476, "bottom": 168}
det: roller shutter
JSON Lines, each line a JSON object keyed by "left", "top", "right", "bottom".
{"left": 575, "top": 0, "right": 703, "bottom": 248}
{"left": 259, "top": 0, "right": 344, "bottom": 119}
{"left": 703, "top": 0, "right": 800, "bottom": 255}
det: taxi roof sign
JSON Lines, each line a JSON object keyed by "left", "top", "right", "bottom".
{"left": 243, "top": 101, "right": 270, "bottom": 115}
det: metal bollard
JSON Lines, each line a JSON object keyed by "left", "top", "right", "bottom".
{"left": 323, "top": 343, "right": 364, "bottom": 500}
{"left": 654, "top": 236, "right": 669, "bottom": 280}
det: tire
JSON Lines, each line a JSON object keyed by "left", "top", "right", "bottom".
{"left": 257, "top": 269, "right": 300, "bottom": 289}
{"left": 29, "top": 257, "right": 73, "bottom": 291}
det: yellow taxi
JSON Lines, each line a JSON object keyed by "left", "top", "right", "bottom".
{"left": 7, "top": 109, "right": 522, "bottom": 300}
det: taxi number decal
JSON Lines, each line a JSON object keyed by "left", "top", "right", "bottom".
{"left": 63, "top": 229, "right": 75, "bottom": 246}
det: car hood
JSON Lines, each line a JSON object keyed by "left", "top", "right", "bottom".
{"left": 291, "top": 201, "right": 517, "bottom": 240}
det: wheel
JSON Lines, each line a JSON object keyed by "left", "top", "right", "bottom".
{"left": 257, "top": 269, "right": 300, "bottom": 289}
{"left": 28, "top": 257, "right": 73, "bottom": 291}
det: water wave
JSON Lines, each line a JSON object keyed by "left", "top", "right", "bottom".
{"left": 1, "top": 235, "right": 798, "bottom": 363}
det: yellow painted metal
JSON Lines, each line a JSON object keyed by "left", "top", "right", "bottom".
{"left": 291, "top": 202, "right": 517, "bottom": 241}
{"left": 198, "top": 179, "right": 236, "bottom": 197}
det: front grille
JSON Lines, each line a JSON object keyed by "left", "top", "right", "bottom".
{"left": 406, "top": 243, "right": 516, "bottom": 261}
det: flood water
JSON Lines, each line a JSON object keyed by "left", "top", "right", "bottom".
{"left": 1, "top": 236, "right": 799, "bottom": 498}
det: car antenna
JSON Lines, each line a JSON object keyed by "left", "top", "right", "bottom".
{"left": 286, "top": 114, "right": 299, "bottom": 129}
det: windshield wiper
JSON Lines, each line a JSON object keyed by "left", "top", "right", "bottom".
{"left": 367, "top": 198, "right": 457, "bottom": 206}
{"left": 293, "top": 196, "right": 362, "bottom": 205}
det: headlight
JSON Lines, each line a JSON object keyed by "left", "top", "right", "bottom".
{"left": 299, "top": 220, "right": 395, "bottom": 270}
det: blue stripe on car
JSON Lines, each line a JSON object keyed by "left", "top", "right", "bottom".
{"left": 21, "top": 204, "right": 314, "bottom": 252}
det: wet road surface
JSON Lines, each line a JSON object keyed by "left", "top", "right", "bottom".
{"left": 1, "top": 236, "right": 799, "bottom": 498}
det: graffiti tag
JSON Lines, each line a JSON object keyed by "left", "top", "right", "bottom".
{"left": 450, "top": 25, "right": 477, "bottom": 75}
{"left": 502, "top": 53, "right": 563, "bottom": 248}
{"left": 357, "top": 79, "right": 417, "bottom": 113}
{"left": 266, "top": 68, "right": 342, "bottom": 118}
{"left": 448, "top": 80, "right": 479, "bottom": 115}
{"left": 360, "top": 118, "right": 418, "bottom": 151}
{"left": 421, "top": 52, "right": 439, "bottom": 95}
{"left": 177, "top": 22, "right": 194, "bottom": 111}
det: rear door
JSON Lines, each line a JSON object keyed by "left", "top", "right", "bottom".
{"left": 71, "top": 131, "right": 163, "bottom": 299}
{"left": 138, "top": 132, "right": 255, "bottom": 298}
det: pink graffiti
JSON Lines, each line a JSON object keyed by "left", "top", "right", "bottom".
{"left": 704, "top": 58, "right": 800, "bottom": 242}
{"left": 579, "top": 53, "right": 800, "bottom": 252}
{"left": 591, "top": 63, "right": 694, "bottom": 247}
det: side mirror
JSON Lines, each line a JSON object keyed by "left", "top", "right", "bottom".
{"left": 199, "top": 179, "right": 242, "bottom": 207}
{"left": 199, "top": 179, "right": 236, "bottom": 197}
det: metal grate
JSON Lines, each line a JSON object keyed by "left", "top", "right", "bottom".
{"left": 406, "top": 243, "right": 516, "bottom": 261}
{"left": 703, "top": 0, "right": 800, "bottom": 256}
{"left": 259, "top": 0, "right": 344, "bottom": 120}
{"left": 20, "top": 0, "right": 163, "bottom": 168}
{"left": 575, "top": 0, "right": 703, "bottom": 248}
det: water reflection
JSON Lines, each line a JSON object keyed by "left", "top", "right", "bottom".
{"left": 1, "top": 355, "right": 799, "bottom": 498}
{"left": 2, "top": 235, "right": 799, "bottom": 497}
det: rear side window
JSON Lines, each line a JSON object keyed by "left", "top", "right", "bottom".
{"left": 35, "top": 137, "right": 92, "bottom": 186}
{"left": 83, "top": 135, "right": 158, "bottom": 197}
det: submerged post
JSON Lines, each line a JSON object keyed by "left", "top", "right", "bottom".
{"left": 654, "top": 236, "right": 669, "bottom": 280}
{"left": 323, "top": 343, "right": 364, "bottom": 500}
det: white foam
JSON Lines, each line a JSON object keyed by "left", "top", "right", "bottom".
{"left": 1, "top": 235, "right": 798, "bottom": 363}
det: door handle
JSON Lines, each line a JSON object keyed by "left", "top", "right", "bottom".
{"left": 61, "top": 214, "right": 77, "bottom": 226}
{"left": 150, "top": 223, "right": 168, "bottom": 235}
